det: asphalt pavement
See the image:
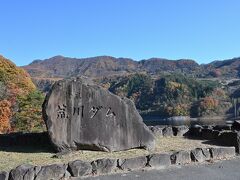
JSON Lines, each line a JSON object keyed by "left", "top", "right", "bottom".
{"left": 81, "top": 157, "right": 240, "bottom": 180}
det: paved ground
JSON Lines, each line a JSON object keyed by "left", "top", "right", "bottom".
{"left": 82, "top": 157, "right": 240, "bottom": 180}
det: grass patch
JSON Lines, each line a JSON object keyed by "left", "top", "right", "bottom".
{"left": 0, "top": 136, "right": 218, "bottom": 171}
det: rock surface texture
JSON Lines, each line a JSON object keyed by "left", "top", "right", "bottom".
{"left": 43, "top": 77, "right": 155, "bottom": 152}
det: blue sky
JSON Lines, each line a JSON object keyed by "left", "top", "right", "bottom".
{"left": 1, "top": 0, "right": 240, "bottom": 66}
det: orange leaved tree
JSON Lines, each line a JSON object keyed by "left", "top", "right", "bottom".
{"left": 0, "top": 100, "right": 11, "bottom": 133}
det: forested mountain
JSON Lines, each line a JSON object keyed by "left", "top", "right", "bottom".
{"left": 23, "top": 55, "right": 240, "bottom": 79}
{"left": 100, "top": 73, "right": 233, "bottom": 117}
{"left": 21, "top": 55, "right": 240, "bottom": 120}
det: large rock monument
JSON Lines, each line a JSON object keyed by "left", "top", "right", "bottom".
{"left": 43, "top": 77, "right": 155, "bottom": 152}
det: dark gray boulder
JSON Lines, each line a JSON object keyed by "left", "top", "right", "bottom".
{"left": 35, "top": 164, "right": 67, "bottom": 180}
{"left": 147, "top": 153, "right": 171, "bottom": 168}
{"left": 91, "top": 158, "right": 117, "bottom": 175}
{"left": 170, "top": 150, "right": 191, "bottom": 165}
{"left": 190, "top": 148, "right": 211, "bottom": 162}
{"left": 213, "top": 125, "right": 231, "bottom": 131}
{"left": 187, "top": 125, "right": 203, "bottom": 137}
{"left": 117, "top": 156, "right": 147, "bottom": 171}
{"left": 68, "top": 160, "right": 92, "bottom": 177}
{"left": 202, "top": 125, "right": 213, "bottom": 129}
{"left": 9, "top": 164, "right": 40, "bottom": 180}
{"left": 43, "top": 77, "right": 155, "bottom": 152}
{"left": 202, "top": 129, "right": 221, "bottom": 140}
{"left": 218, "top": 131, "right": 240, "bottom": 153}
{"left": 0, "top": 171, "right": 9, "bottom": 180}
{"left": 210, "top": 147, "right": 235, "bottom": 160}
{"left": 172, "top": 126, "right": 189, "bottom": 136}
{"left": 162, "top": 127, "right": 173, "bottom": 137}
{"left": 232, "top": 120, "right": 240, "bottom": 131}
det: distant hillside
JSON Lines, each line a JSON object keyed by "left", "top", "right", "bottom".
{"left": 22, "top": 55, "right": 205, "bottom": 78}
{"left": 23, "top": 56, "right": 139, "bottom": 78}
{"left": 139, "top": 58, "right": 200, "bottom": 74}
{"left": 23, "top": 55, "right": 240, "bottom": 79}
{"left": 204, "top": 57, "right": 240, "bottom": 78}
{"left": 0, "top": 55, "right": 45, "bottom": 133}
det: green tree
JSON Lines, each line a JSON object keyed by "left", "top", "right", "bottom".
{"left": 14, "top": 90, "right": 46, "bottom": 132}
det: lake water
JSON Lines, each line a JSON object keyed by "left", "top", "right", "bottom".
{"left": 142, "top": 115, "right": 234, "bottom": 126}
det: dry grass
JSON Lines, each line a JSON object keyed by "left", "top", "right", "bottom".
{"left": 0, "top": 136, "right": 219, "bottom": 171}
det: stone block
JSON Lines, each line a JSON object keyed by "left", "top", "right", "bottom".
{"left": 202, "top": 125, "right": 213, "bottom": 129}
{"left": 188, "top": 125, "right": 203, "bottom": 137}
{"left": 232, "top": 120, "right": 240, "bottom": 131}
{"left": 201, "top": 129, "right": 220, "bottom": 140}
{"left": 170, "top": 150, "right": 191, "bottom": 165}
{"left": 68, "top": 160, "right": 92, "bottom": 177}
{"left": 213, "top": 125, "right": 231, "bottom": 131}
{"left": 118, "top": 156, "right": 147, "bottom": 171}
{"left": 91, "top": 158, "right": 117, "bottom": 175}
{"left": 0, "top": 171, "right": 9, "bottom": 180}
{"left": 190, "top": 148, "right": 211, "bottom": 162}
{"left": 35, "top": 164, "right": 67, "bottom": 180}
{"left": 218, "top": 131, "right": 240, "bottom": 153}
{"left": 9, "top": 164, "right": 40, "bottom": 180}
{"left": 162, "top": 127, "right": 173, "bottom": 137}
{"left": 210, "top": 147, "right": 235, "bottom": 160}
{"left": 147, "top": 153, "right": 171, "bottom": 168}
{"left": 172, "top": 126, "right": 189, "bottom": 136}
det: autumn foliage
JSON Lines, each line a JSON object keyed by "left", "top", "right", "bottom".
{"left": 200, "top": 96, "right": 219, "bottom": 110}
{"left": 0, "top": 100, "right": 11, "bottom": 133}
{"left": 210, "top": 69, "right": 222, "bottom": 77}
{"left": 0, "top": 55, "right": 44, "bottom": 133}
{"left": 165, "top": 104, "right": 189, "bottom": 116}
